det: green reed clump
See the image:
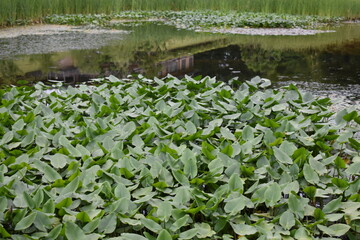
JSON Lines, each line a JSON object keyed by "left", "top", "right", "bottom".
{"left": 1, "top": 0, "right": 359, "bottom": 26}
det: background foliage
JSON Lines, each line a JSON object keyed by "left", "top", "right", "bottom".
{"left": 1, "top": 0, "right": 360, "bottom": 26}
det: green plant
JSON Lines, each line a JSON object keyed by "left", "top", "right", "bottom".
{"left": 44, "top": 11, "right": 343, "bottom": 29}
{"left": 0, "top": 75, "right": 359, "bottom": 239}
{"left": 1, "top": 0, "right": 359, "bottom": 27}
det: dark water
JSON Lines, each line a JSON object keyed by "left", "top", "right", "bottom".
{"left": 0, "top": 22, "right": 359, "bottom": 98}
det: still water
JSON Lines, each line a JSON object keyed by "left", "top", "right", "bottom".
{"left": 0, "top": 22, "right": 359, "bottom": 99}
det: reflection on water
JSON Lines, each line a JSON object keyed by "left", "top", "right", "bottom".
{"left": 0, "top": 23, "right": 359, "bottom": 95}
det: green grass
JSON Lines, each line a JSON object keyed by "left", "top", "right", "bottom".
{"left": 1, "top": 0, "right": 360, "bottom": 26}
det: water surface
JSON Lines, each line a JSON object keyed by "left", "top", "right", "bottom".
{"left": 0, "top": 22, "right": 359, "bottom": 99}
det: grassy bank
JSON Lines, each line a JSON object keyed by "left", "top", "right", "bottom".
{"left": 1, "top": 0, "right": 360, "bottom": 26}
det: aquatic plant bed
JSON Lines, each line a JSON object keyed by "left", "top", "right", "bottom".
{"left": 0, "top": 75, "right": 359, "bottom": 239}
{"left": 44, "top": 11, "right": 344, "bottom": 31}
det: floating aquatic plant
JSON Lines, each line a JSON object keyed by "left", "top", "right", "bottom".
{"left": 0, "top": 75, "right": 359, "bottom": 239}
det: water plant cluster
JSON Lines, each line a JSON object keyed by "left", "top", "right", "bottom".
{"left": 43, "top": 14, "right": 111, "bottom": 26}
{"left": 0, "top": 75, "right": 359, "bottom": 239}
{"left": 113, "top": 11, "right": 343, "bottom": 29}
{"left": 43, "top": 11, "right": 344, "bottom": 31}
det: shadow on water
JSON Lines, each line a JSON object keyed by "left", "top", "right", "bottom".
{"left": 0, "top": 22, "right": 359, "bottom": 98}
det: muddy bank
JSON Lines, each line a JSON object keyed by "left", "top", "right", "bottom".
{"left": 0, "top": 25, "right": 128, "bottom": 58}
{"left": 0, "top": 24, "right": 127, "bottom": 38}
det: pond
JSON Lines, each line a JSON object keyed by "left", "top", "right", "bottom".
{"left": 0, "top": 22, "right": 359, "bottom": 100}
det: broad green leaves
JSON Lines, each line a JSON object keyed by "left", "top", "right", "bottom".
{"left": 280, "top": 211, "right": 295, "bottom": 230}
{"left": 65, "top": 221, "right": 86, "bottom": 240}
{"left": 318, "top": 224, "right": 351, "bottom": 237}
{"left": 181, "top": 148, "right": 197, "bottom": 178}
{"left": 273, "top": 147, "right": 293, "bottom": 164}
{"left": 0, "top": 75, "right": 358, "bottom": 239}
{"left": 15, "top": 212, "right": 37, "bottom": 230}
{"left": 230, "top": 223, "right": 257, "bottom": 235}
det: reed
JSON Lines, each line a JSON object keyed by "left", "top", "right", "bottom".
{"left": 1, "top": 0, "right": 359, "bottom": 26}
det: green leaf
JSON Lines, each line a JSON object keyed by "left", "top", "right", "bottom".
{"left": 156, "top": 229, "right": 172, "bottom": 240}
{"left": 343, "top": 111, "right": 358, "bottom": 121}
{"left": 195, "top": 223, "right": 215, "bottom": 238}
{"left": 61, "top": 176, "right": 79, "bottom": 195}
{"left": 279, "top": 211, "right": 295, "bottom": 230}
{"left": 1, "top": 131, "right": 13, "bottom": 145}
{"left": 349, "top": 138, "right": 360, "bottom": 150}
{"left": 157, "top": 200, "right": 172, "bottom": 221}
{"left": 0, "top": 197, "right": 7, "bottom": 212}
{"left": 43, "top": 199, "right": 55, "bottom": 213}
{"left": 172, "top": 170, "right": 190, "bottom": 186}
{"left": 55, "top": 198, "right": 73, "bottom": 209}
{"left": 334, "top": 157, "right": 346, "bottom": 168}
{"left": 230, "top": 223, "right": 257, "bottom": 235}
{"left": 224, "top": 196, "right": 245, "bottom": 215}
{"left": 264, "top": 182, "right": 281, "bottom": 206}
{"left": 47, "top": 224, "right": 63, "bottom": 239}
{"left": 288, "top": 194, "right": 305, "bottom": 218}
{"left": 76, "top": 212, "right": 91, "bottom": 223}
{"left": 0, "top": 225, "right": 11, "bottom": 238}
{"left": 23, "top": 192, "right": 35, "bottom": 209}
{"left": 98, "top": 213, "right": 117, "bottom": 234}
{"left": 114, "top": 183, "right": 131, "bottom": 199}
{"left": 242, "top": 125, "right": 254, "bottom": 141}
{"left": 228, "top": 173, "right": 243, "bottom": 192}
{"left": 179, "top": 228, "right": 198, "bottom": 239}
{"left": 181, "top": 148, "right": 197, "bottom": 178}
{"left": 318, "top": 224, "right": 350, "bottom": 237}
{"left": 47, "top": 153, "right": 68, "bottom": 168}
{"left": 65, "top": 221, "right": 86, "bottom": 240}
{"left": 170, "top": 215, "right": 190, "bottom": 232}
{"left": 118, "top": 233, "right": 148, "bottom": 240}
{"left": 346, "top": 162, "right": 360, "bottom": 175}
{"left": 141, "top": 218, "right": 163, "bottom": 233}
{"left": 220, "top": 127, "right": 236, "bottom": 141}
{"left": 303, "top": 163, "right": 319, "bottom": 184}
{"left": 314, "top": 208, "right": 325, "bottom": 220}
{"left": 221, "top": 144, "right": 234, "bottom": 157}
{"left": 323, "top": 197, "right": 342, "bottom": 214}
{"left": 185, "top": 121, "right": 197, "bottom": 135}
{"left": 15, "top": 212, "right": 37, "bottom": 230}
{"left": 59, "top": 135, "right": 81, "bottom": 157}
{"left": 120, "top": 122, "right": 137, "bottom": 139}
{"left": 202, "top": 141, "right": 216, "bottom": 160}
{"left": 331, "top": 178, "right": 349, "bottom": 190}
{"left": 303, "top": 186, "right": 316, "bottom": 199}
{"left": 83, "top": 218, "right": 100, "bottom": 233}
{"left": 34, "top": 211, "right": 53, "bottom": 231}
{"left": 13, "top": 119, "right": 25, "bottom": 131}
{"left": 273, "top": 147, "right": 293, "bottom": 164}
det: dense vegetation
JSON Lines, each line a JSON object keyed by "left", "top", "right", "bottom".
{"left": 0, "top": 75, "right": 359, "bottom": 239}
{"left": 43, "top": 11, "right": 343, "bottom": 31}
{"left": 1, "top": 0, "right": 360, "bottom": 26}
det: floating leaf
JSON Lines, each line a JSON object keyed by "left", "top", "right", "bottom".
{"left": 156, "top": 229, "right": 172, "bottom": 240}
{"left": 141, "top": 218, "right": 163, "bottom": 233}
{"left": 65, "top": 221, "right": 86, "bottom": 240}
{"left": 318, "top": 224, "right": 350, "bottom": 237}
{"left": 279, "top": 211, "right": 295, "bottom": 230}
{"left": 273, "top": 147, "right": 293, "bottom": 164}
{"left": 15, "top": 212, "right": 37, "bottom": 230}
{"left": 230, "top": 223, "right": 257, "bottom": 235}
{"left": 224, "top": 196, "right": 245, "bottom": 215}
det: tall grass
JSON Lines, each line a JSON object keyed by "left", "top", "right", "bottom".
{"left": 1, "top": 0, "right": 359, "bottom": 26}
